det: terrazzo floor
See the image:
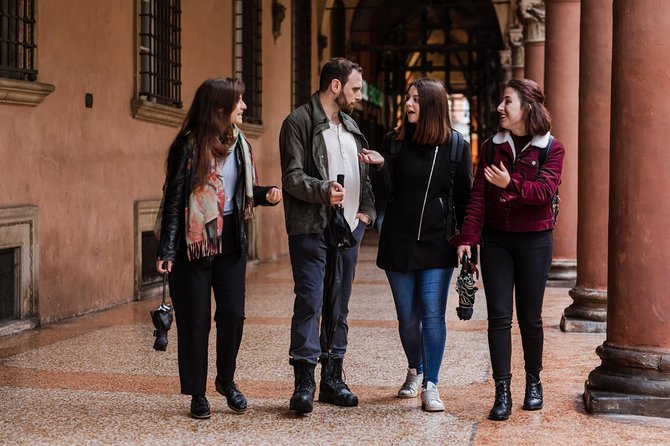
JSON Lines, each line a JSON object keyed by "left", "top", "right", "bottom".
{"left": 1, "top": 243, "right": 669, "bottom": 445}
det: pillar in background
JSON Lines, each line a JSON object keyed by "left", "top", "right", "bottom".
{"left": 584, "top": 0, "right": 670, "bottom": 418}
{"left": 509, "top": 27, "right": 525, "bottom": 79}
{"left": 560, "top": 0, "right": 612, "bottom": 333}
{"left": 517, "top": 0, "right": 546, "bottom": 87}
{"left": 543, "top": 0, "right": 580, "bottom": 286}
{"left": 499, "top": 49, "right": 512, "bottom": 92}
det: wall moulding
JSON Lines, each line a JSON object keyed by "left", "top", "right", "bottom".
{"left": 0, "top": 206, "right": 39, "bottom": 336}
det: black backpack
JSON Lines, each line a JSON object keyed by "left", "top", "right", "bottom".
{"left": 447, "top": 130, "right": 465, "bottom": 236}
{"left": 486, "top": 135, "right": 560, "bottom": 225}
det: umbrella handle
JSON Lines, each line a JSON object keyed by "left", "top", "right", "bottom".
{"left": 336, "top": 174, "right": 344, "bottom": 186}
{"left": 161, "top": 261, "right": 168, "bottom": 306}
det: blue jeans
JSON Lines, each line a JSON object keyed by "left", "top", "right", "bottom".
{"left": 386, "top": 268, "right": 454, "bottom": 385}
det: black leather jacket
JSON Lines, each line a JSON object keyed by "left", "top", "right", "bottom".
{"left": 156, "top": 134, "right": 276, "bottom": 261}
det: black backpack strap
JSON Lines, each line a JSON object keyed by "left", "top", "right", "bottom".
{"left": 539, "top": 135, "right": 555, "bottom": 166}
{"left": 447, "top": 130, "right": 465, "bottom": 237}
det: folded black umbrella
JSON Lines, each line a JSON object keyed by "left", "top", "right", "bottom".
{"left": 321, "top": 175, "right": 357, "bottom": 360}
{"left": 455, "top": 254, "right": 478, "bottom": 320}
{"left": 150, "top": 270, "right": 173, "bottom": 351}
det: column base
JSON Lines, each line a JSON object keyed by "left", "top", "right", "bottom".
{"left": 561, "top": 315, "right": 606, "bottom": 333}
{"left": 560, "top": 287, "right": 607, "bottom": 333}
{"left": 547, "top": 259, "right": 576, "bottom": 287}
{"left": 584, "top": 343, "right": 670, "bottom": 418}
{"left": 584, "top": 389, "right": 670, "bottom": 418}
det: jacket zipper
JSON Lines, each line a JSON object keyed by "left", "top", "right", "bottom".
{"left": 417, "top": 146, "right": 439, "bottom": 240}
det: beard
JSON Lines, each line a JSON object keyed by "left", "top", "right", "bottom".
{"left": 336, "top": 91, "right": 355, "bottom": 115}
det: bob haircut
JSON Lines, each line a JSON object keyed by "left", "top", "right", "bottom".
{"left": 319, "top": 57, "right": 363, "bottom": 93}
{"left": 504, "top": 78, "right": 551, "bottom": 136}
{"left": 396, "top": 77, "right": 452, "bottom": 145}
{"left": 175, "top": 77, "right": 245, "bottom": 187}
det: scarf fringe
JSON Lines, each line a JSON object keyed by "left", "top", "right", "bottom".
{"left": 186, "top": 236, "right": 224, "bottom": 261}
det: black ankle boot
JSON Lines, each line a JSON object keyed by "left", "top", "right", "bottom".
{"left": 522, "top": 373, "right": 543, "bottom": 410}
{"left": 488, "top": 379, "right": 512, "bottom": 421}
{"left": 318, "top": 357, "right": 358, "bottom": 407}
{"left": 290, "top": 361, "right": 316, "bottom": 413}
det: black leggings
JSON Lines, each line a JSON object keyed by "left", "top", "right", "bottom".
{"left": 481, "top": 229, "right": 553, "bottom": 380}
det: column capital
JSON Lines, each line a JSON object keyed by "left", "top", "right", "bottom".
{"left": 499, "top": 49, "right": 512, "bottom": 84}
{"left": 517, "top": 0, "right": 546, "bottom": 43}
{"left": 508, "top": 27, "right": 525, "bottom": 68}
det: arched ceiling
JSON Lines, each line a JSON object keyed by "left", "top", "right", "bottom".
{"left": 346, "top": 0, "right": 506, "bottom": 137}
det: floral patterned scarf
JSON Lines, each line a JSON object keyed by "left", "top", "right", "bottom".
{"left": 185, "top": 126, "right": 256, "bottom": 260}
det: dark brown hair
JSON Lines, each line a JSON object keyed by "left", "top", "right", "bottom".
{"left": 174, "top": 77, "right": 245, "bottom": 188}
{"left": 504, "top": 78, "right": 551, "bottom": 136}
{"left": 319, "top": 57, "right": 363, "bottom": 93}
{"left": 396, "top": 77, "right": 452, "bottom": 145}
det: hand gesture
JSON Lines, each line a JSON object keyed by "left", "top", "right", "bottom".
{"left": 358, "top": 148, "right": 385, "bottom": 167}
{"left": 484, "top": 161, "right": 511, "bottom": 188}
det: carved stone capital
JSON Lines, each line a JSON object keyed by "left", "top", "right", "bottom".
{"left": 499, "top": 50, "right": 512, "bottom": 83}
{"left": 508, "top": 27, "right": 526, "bottom": 67}
{"left": 517, "top": 0, "right": 546, "bottom": 43}
{"left": 499, "top": 49, "right": 512, "bottom": 69}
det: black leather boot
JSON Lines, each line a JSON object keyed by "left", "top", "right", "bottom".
{"left": 522, "top": 373, "right": 543, "bottom": 410}
{"left": 318, "top": 357, "right": 359, "bottom": 407}
{"left": 289, "top": 361, "right": 316, "bottom": 413}
{"left": 488, "top": 379, "right": 512, "bottom": 421}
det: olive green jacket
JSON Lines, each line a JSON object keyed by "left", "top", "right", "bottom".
{"left": 279, "top": 93, "right": 376, "bottom": 235}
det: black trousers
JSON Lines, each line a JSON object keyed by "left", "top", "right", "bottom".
{"left": 170, "top": 214, "right": 246, "bottom": 396}
{"left": 480, "top": 229, "right": 553, "bottom": 380}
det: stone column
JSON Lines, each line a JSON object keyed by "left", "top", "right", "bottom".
{"left": 517, "top": 0, "right": 546, "bottom": 86}
{"left": 498, "top": 49, "right": 512, "bottom": 92}
{"left": 543, "top": 0, "right": 580, "bottom": 286}
{"left": 509, "top": 27, "right": 525, "bottom": 79}
{"left": 560, "top": 0, "right": 612, "bottom": 332}
{"left": 584, "top": 0, "right": 670, "bottom": 418}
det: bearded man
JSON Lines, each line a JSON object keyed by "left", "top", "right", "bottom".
{"left": 279, "top": 57, "right": 376, "bottom": 413}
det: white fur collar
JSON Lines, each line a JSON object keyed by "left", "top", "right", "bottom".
{"left": 492, "top": 130, "right": 552, "bottom": 147}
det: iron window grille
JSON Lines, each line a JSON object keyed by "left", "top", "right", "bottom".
{"left": 234, "top": 0, "right": 262, "bottom": 124}
{"left": 138, "top": 0, "right": 182, "bottom": 108}
{"left": 292, "top": 0, "right": 311, "bottom": 109}
{"left": 0, "top": 0, "right": 37, "bottom": 81}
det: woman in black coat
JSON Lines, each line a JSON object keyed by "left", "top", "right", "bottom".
{"left": 156, "top": 78, "right": 281, "bottom": 419}
{"left": 360, "top": 77, "right": 473, "bottom": 412}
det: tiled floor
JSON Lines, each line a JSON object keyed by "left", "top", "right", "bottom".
{"left": 1, "top": 244, "right": 669, "bottom": 445}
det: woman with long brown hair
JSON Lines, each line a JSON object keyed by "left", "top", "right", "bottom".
{"left": 360, "top": 77, "right": 473, "bottom": 412}
{"left": 156, "top": 77, "right": 281, "bottom": 419}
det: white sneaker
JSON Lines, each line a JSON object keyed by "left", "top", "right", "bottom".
{"left": 397, "top": 368, "right": 423, "bottom": 398}
{"left": 421, "top": 381, "right": 445, "bottom": 412}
